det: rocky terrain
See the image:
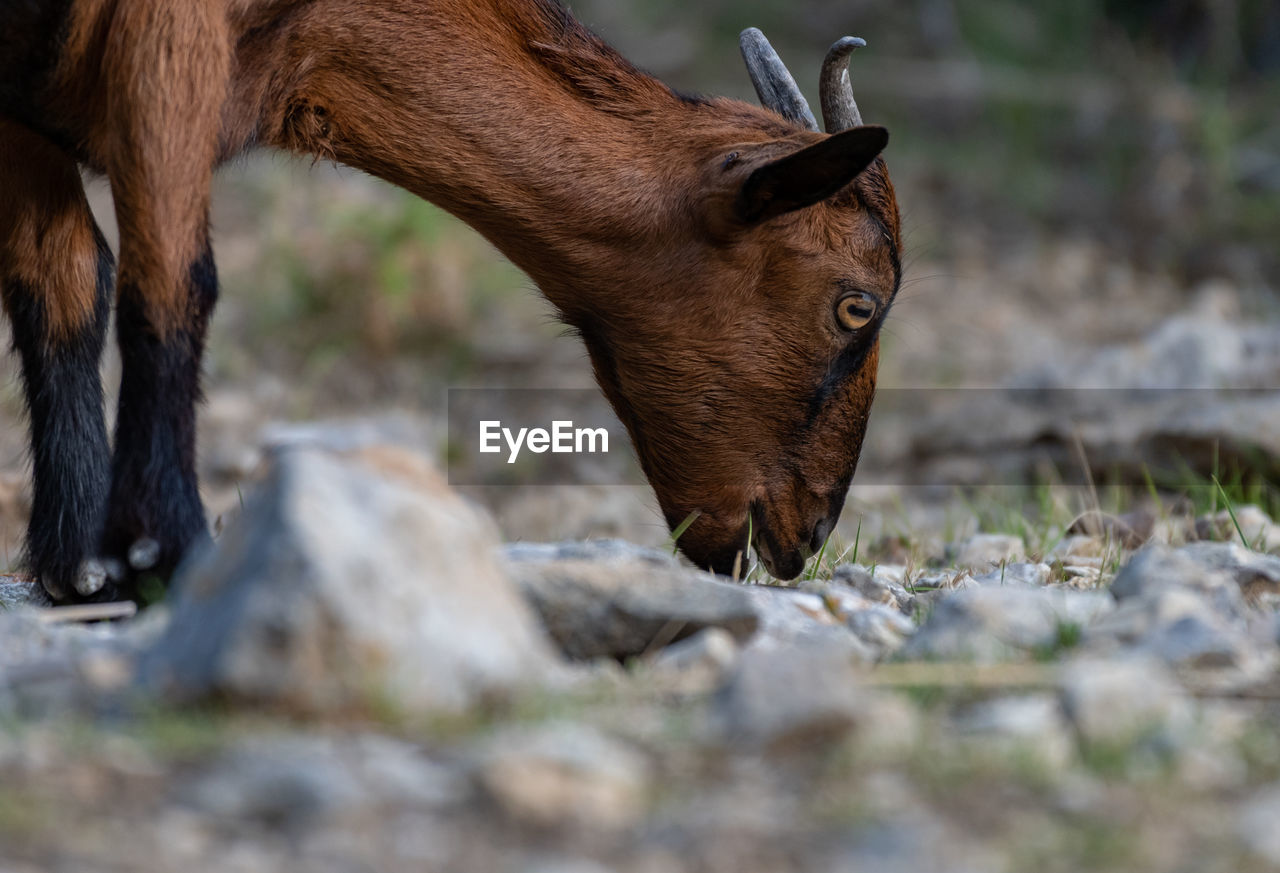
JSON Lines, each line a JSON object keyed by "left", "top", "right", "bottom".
{"left": 2, "top": 431, "right": 1280, "bottom": 872}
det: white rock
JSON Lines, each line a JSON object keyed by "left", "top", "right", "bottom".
{"left": 954, "top": 534, "right": 1025, "bottom": 571}
{"left": 1237, "top": 785, "right": 1280, "bottom": 864}
{"left": 1059, "top": 656, "right": 1190, "bottom": 745}
{"left": 740, "top": 587, "right": 875, "bottom": 661}
{"left": 714, "top": 643, "right": 873, "bottom": 750}
{"left": 505, "top": 540, "right": 758, "bottom": 661}
{"left": 472, "top": 722, "right": 650, "bottom": 830}
{"left": 1110, "top": 545, "right": 1248, "bottom": 619}
{"left": 140, "top": 444, "right": 560, "bottom": 714}
{"left": 903, "top": 587, "right": 1113, "bottom": 662}
{"left": 1050, "top": 536, "right": 1105, "bottom": 560}
{"left": 651, "top": 625, "right": 738, "bottom": 671}
{"left": 972, "top": 562, "right": 1051, "bottom": 587}
{"left": 954, "top": 694, "right": 1074, "bottom": 770}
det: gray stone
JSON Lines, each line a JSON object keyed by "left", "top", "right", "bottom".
{"left": 953, "top": 534, "right": 1025, "bottom": 570}
{"left": 182, "top": 734, "right": 463, "bottom": 832}
{"left": 505, "top": 539, "right": 758, "bottom": 660}
{"left": 971, "top": 561, "right": 1051, "bottom": 587}
{"left": 1068, "top": 509, "right": 1156, "bottom": 550}
{"left": 1088, "top": 588, "right": 1268, "bottom": 672}
{"left": 0, "top": 576, "right": 48, "bottom": 611}
{"left": 182, "top": 739, "right": 366, "bottom": 830}
{"left": 649, "top": 627, "right": 739, "bottom": 692}
{"left": 954, "top": 694, "right": 1075, "bottom": 770}
{"left": 1049, "top": 536, "right": 1106, "bottom": 561}
{"left": 1177, "top": 541, "right": 1280, "bottom": 601}
{"left": 1110, "top": 545, "right": 1248, "bottom": 619}
{"left": 0, "top": 605, "right": 160, "bottom": 715}
{"left": 1140, "top": 611, "right": 1256, "bottom": 669}
{"left": 845, "top": 603, "right": 917, "bottom": 656}
{"left": 740, "top": 586, "right": 876, "bottom": 661}
{"left": 798, "top": 581, "right": 917, "bottom": 656}
{"left": 832, "top": 563, "right": 913, "bottom": 611}
{"left": 1059, "top": 656, "right": 1190, "bottom": 745}
{"left": 472, "top": 722, "right": 650, "bottom": 830}
{"left": 714, "top": 643, "right": 872, "bottom": 750}
{"left": 902, "top": 586, "right": 1113, "bottom": 662}
{"left": 140, "top": 444, "right": 560, "bottom": 714}
{"left": 961, "top": 694, "right": 1062, "bottom": 735}
{"left": 1237, "top": 784, "right": 1280, "bottom": 864}
{"left": 1196, "top": 505, "right": 1280, "bottom": 554}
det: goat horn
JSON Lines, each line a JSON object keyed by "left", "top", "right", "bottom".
{"left": 820, "top": 36, "right": 866, "bottom": 133}
{"left": 739, "top": 28, "right": 818, "bottom": 132}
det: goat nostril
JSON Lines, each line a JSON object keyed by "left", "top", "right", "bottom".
{"left": 810, "top": 518, "right": 834, "bottom": 555}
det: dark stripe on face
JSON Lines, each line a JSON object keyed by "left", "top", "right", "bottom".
{"left": 803, "top": 192, "right": 902, "bottom": 425}
{"left": 806, "top": 326, "right": 879, "bottom": 422}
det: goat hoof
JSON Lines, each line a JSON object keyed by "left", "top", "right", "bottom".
{"left": 73, "top": 558, "right": 110, "bottom": 598}
{"left": 39, "top": 573, "right": 71, "bottom": 603}
{"left": 128, "top": 537, "right": 161, "bottom": 571}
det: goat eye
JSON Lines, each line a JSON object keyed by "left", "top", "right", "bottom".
{"left": 835, "top": 292, "right": 878, "bottom": 331}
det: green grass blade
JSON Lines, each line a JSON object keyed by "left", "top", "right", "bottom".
{"left": 669, "top": 509, "right": 702, "bottom": 555}
{"left": 1212, "top": 475, "right": 1252, "bottom": 549}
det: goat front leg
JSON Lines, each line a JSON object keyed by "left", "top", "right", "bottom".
{"left": 0, "top": 121, "right": 113, "bottom": 602}
{"left": 99, "top": 1, "right": 230, "bottom": 597}
{"left": 99, "top": 231, "right": 219, "bottom": 594}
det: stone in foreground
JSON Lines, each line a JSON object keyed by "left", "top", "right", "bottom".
{"left": 505, "top": 540, "right": 759, "bottom": 660}
{"left": 714, "top": 644, "right": 874, "bottom": 751}
{"left": 140, "top": 445, "right": 560, "bottom": 714}
{"left": 472, "top": 721, "right": 650, "bottom": 830}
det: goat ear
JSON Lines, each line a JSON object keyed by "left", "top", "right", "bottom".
{"left": 736, "top": 125, "right": 888, "bottom": 224}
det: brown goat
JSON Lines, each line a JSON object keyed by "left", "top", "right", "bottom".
{"left": 0, "top": 0, "right": 900, "bottom": 600}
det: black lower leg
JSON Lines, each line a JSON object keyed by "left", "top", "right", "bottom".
{"left": 5, "top": 226, "right": 113, "bottom": 601}
{"left": 101, "top": 241, "right": 218, "bottom": 596}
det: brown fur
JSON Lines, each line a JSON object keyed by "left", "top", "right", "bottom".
{"left": 0, "top": 121, "right": 100, "bottom": 340}
{"left": 5, "top": 0, "right": 901, "bottom": 579}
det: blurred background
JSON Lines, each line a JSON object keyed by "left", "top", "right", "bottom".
{"left": 1, "top": 0, "right": 1277, "bottom": 568}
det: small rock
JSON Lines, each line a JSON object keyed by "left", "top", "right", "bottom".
{"left": 182, "top": 738, "right": 366, "bottom": 830}
{"left": 140, "top": 444, "right": 560, "bottom": 714}
{"left": 1140, "top": 611, "right": 1258, "bottom": 670}
{"left": 1237, "top": 784, "right": 1280, "bottom": 864}
{"left": 796, "top": 580, "right": 917, "bottom": 656}
{"left": 871, "top": 564, "right": 909, "bottom": 586}
{"left": 1055, "top": 564, "right": 1103, "bottom": 586}
{"left": 1088, "top": 588, "right": 1267, "bottom": 671}
{"left": 1110, "top": 545, "right": 1248, "bottom": 620}
{"left": 954, "top": 694, "right": 1074, "bottom": 770}
{"left": 1178, "top": 541, "right": 1280, "bottom": 603}
{"left": 740, "top": 586, "right": 876, "bottom": 660}
{"left": 0, "top": 575, "right": 48, "bottom": 610}
{"left": 902, "top": 587, "right": 1113, "bottom": 662}
{"left": 844, "top": 604, "right": 917, "bottom": 657}
{"left": 972, "top": 562, "right": 1051, "bottom": 587}
{"left": 1068, "top": 509, "right": 1155, "bottom": 550}
{"left": 832, "top": 564, "right": 910, "bottom": 610}
{"left": 1059, "top": 656, "right": 1190, "bottom": 746}
{"left": 648, "top": 627, "right": 739, "bottom": 692}
{"left": 505, "top": 540, "right": 759, "bottom": 661}
{"left": 1049, "top": 536, "right": 1106, "bottom": 561}
{"left": 953, "top": 533, "right": 1025, "bottom": 570}
{"left": 473, "top": 722, "right": 650, "bottom": 830}
{"left": 958, "top": 694, "right": 1065, "bottom": 738}
{"left": 714, "top": 643, "right": 872, "bottom": 750}
{"left": 1195, "top": 505, "right": 1280, "bottom": 553}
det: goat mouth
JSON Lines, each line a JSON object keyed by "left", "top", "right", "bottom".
{"left": 750, "top": 501, "right": 811, "bottom": 581}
